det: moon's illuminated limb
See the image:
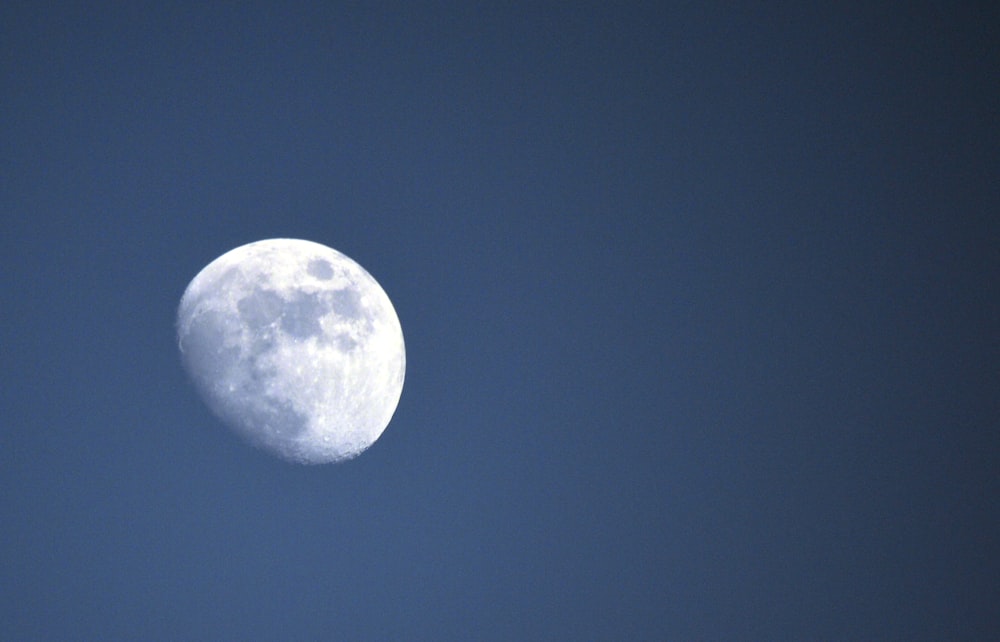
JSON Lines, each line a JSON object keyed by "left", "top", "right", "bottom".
{"left": 177, "top": 239, "right": 405, "bottom": 464}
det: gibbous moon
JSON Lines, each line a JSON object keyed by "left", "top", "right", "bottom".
{"left": 177, "top": 239, "right": 405, "bottom": 464}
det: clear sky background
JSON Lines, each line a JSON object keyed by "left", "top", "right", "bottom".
{"left": 2, "top": 2, "right": 997, "bottom": 639}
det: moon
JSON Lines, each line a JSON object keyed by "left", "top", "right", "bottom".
{"left": 176, "top": 239, "right": 405, "bottom": 464}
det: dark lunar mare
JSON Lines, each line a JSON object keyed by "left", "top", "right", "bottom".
{"left": 180, "top": 293, "right": 310, "bottom": 444}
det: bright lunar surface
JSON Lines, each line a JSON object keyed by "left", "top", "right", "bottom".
{"left": 177, "top": 239, "right": 405, "bottom": 464}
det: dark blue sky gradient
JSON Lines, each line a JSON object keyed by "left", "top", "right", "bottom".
{"left": 2, "top": 3, "right": 997, "bottom": 639}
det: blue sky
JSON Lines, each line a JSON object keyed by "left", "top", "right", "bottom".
{"left": 2, "top": 2, "right": 997, "bottom": 639}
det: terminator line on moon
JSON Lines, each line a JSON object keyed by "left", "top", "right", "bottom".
{"left": 177, "top": 239, "right": 405, "bottom": 464}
